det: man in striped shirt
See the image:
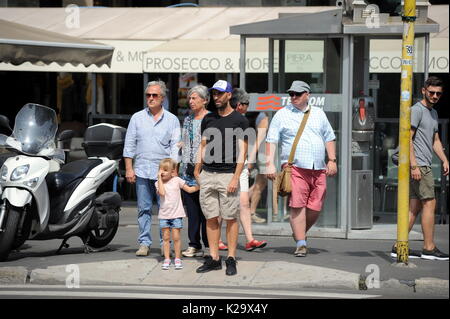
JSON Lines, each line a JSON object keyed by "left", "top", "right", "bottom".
{"left": 266, "top": 80, "right": 337, "bottom": 257}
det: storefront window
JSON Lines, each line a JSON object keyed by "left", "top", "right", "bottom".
{"left": 258, "top": 38, "right": 343, "bottom": 229}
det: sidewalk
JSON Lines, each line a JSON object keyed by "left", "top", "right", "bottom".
{"left": 0, "top": 206, "right": 448, "bottom": 296}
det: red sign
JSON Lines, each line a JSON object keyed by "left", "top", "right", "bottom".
{"left": 256, "top": 95, "right": 283, "bottom": 111}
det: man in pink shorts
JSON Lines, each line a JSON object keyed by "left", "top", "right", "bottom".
{"left": 266, "top": 80, "right": 337, "bottom": 257}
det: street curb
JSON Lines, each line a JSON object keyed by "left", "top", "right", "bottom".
{"left": 415, "top": 277, "right": 449, "bottom": 295}
{"left": 373, "top": 277, "right": 449, "bottom": 296}
{"left": 3, "top": 262, "right": 447, "bottom": 295}
{"left": 16, "top": 259, "right": 362, "bottom": 291}
{"left": 0, "top": 266, "right": 28, "bottom": 284}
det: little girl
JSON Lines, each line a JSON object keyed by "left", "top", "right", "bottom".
{"left": 156, "top": 158, "right": 199, "bottom": 270}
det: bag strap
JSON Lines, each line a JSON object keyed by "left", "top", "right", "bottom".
{"left": 287, "top": 108, "right": 310, "bottom": 165}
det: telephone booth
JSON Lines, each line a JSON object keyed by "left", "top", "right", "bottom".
{"left": 230, "top": 2, "right": 440, "bottom": 238}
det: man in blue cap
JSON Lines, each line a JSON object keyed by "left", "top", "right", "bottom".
{"left": 194, "top": 80, "right": 249, "bottom": 276}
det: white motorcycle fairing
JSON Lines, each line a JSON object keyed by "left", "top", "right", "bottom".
{"left": 1, "top": 155, "right": 50, "bottom": 229}
{"left": 64, "top": 158, "right": 117, "bottom": 212}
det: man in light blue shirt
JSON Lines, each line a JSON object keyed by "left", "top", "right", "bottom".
{"left": 123, "top": 80, "right": 181, "bottom": 256}
{"left": 266, "top": 80, "right": 337, "bottom": 258}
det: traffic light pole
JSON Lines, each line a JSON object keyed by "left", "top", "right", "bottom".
{"left": 397, "top": 0, "right": 416, "bottom": 264}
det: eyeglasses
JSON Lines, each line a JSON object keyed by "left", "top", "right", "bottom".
{"left": 145, "top": 93, "right": 160, "bottom": 99}
{"left": 426, "top": 89, "right": 442, "bottom": 97}
{"left": 288, "top": 91, "right": 306, "bottom": 97}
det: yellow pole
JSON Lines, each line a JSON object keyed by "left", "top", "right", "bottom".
{"left": 397, "top": 0, "right": 416, "bottom": 264}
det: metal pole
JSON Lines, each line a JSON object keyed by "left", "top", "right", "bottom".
{"left": 268, "top": 38, "right": 274, "bottom": 93}
{"left": 396, "top": 0, "right": 416, "bottom": 265}
{"left": 424, "top": 33, "right": 430, "bottom": 80}
{"left": 143, "top": 73, "right": 149, "bottom": 108}
{"left": 342, "top": 34, "right": 353, "bottom": 236}
{"left": 240, "top": 36, "right": 246, "bottom": 89}
{"left": 278, "top": 40, "right": 285, "bottom": 93}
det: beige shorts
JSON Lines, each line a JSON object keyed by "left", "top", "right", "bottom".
{"left": 199, "top": 170, "right": 240, "bottom": 220}
{"left": 410, "top": 166, "right": 435, "bottom": 200}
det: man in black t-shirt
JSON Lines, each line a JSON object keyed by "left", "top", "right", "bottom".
{"left": 194, "top": 80, "right": 248, "bottom": 276}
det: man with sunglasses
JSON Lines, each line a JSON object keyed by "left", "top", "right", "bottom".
{"left": 266, "top": 80, "right": 337, "bottom": 257}
{"left": 392, "top": 76, "right": 449, "bottom": 261}
{"left": 123, "top": 80, "right": 181, "bottom": 257}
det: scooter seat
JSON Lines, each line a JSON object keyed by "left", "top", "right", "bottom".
{"left": 46, "top": 159, "right": 102, "bottom": 225}
{"left": 46, "top": 159, "right": 102, "bottom": 192}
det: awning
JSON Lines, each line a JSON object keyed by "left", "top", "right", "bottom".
{"left": 0, "top": 6, "right": 447, "bottom": 73}
{"left": 230, "top": 9, "right": 343, "bottom": 36}
{"left": 0, "top": 19, "right": 114, "bottom": 67}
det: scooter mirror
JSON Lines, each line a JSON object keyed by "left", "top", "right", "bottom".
{"left": 0, "top": 115, "right": 12, "bottom": 133}
{"left": 57, "top": 130, "right": 75, "bottom": 142}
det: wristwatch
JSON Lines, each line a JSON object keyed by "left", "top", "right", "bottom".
{"left": 411, "top": 165, "right": 418, "bottom": 170}
{"left": 328, "top": 158, "right": 337, "bottom": 163}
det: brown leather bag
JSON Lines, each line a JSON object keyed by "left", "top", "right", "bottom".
{"left": 276, "top": 109, "right": 310, "bottom": 197}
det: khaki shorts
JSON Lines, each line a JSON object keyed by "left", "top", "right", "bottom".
{"left": 410, "top": 166, "right": 435, "bottom": 200}
{"left": 199, "top": 170, "right": 240, "bottom": 220}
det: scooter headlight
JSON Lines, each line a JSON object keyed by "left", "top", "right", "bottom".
{"left": 24, "top": 177, "right": 39, "bottom": 188}
{"left": 0, "top": 165, "right": 7, "bottom": 181}
{"left": 11, "top": 164, "right": 30, "bottom": 181}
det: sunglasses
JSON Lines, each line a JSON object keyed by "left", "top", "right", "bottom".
{"left": 288, "top": 91, "right": 306, "bottom": 97}
{"left": 426, "top": 89, "right": 442, "bottom": 97}
{"left": 145, "top": 93, "right": 160, "bottom": 98}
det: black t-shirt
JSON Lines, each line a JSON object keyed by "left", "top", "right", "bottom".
{"left": 201, "top": 110, "right": 249, "bottom": 173}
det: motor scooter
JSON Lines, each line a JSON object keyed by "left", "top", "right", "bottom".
{"left": 0, "top": 103, "right": 125, "bottom": 261}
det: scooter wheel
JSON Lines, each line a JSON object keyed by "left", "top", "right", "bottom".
{"left": 86, "top": 223, "right": 119, "bottom": 248}
{"left": 0, "top": 206, "right": 21, "bottom": 262}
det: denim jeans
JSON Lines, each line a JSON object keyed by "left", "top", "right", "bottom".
{"left": 136, "top": 176, "right": 162, "bottom": 247}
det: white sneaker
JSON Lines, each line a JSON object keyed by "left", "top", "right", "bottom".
{"left": 174, "top": 258, "right": 183, "bottom": 270}
{"left": 182, "top": 247, "right": 204, "bottom": 257}
{"left": 162, "top": 259, "right": 171, "bottom": 270}
{"left": 251, "top": 214, "right": 266, "bottom": 223}
{"left": 136, "top": 245, "right": 149, "bottom": 257}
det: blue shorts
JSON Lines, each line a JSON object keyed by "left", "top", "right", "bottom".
{"left": 159, "top": 218, "right": 183, "bottom": 229}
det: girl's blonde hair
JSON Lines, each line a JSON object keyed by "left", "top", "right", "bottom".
{"left": 159, "top": 158, "right": 177, "bottom": 171}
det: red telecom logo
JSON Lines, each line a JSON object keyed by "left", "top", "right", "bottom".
{"left": 256, "top": 95, "right": 283, "bottom": 111}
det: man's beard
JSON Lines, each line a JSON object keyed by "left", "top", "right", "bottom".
{"left": 216, "top": 103, "right": 226, "bottom": 110}
{"left": 425, "top": 95, "right": 437, "bottom": 106}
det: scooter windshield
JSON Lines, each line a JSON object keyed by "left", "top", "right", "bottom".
{"left": 12, "top": 103, "right": 57, "bottom": 155}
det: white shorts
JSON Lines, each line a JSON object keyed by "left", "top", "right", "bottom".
{"left": 240, "top": 167, "right": 249, "bottom": 192}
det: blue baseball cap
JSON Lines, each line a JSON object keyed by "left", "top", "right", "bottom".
{"left": 210, "top": 80, "right": 232, "bottom": 93}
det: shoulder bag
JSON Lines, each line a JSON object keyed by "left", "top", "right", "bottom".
{"left": 276, "top": 109, "right": 310, "bottom": 197}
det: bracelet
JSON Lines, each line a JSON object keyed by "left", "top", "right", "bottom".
{"left": 328, "top": 159, "right": 337, "bottom": 163}
{"left": 411, "top": 165, "right": 417, "bottom": 170}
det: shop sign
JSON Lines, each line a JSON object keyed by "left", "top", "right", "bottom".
{"left": 248, "top": 93, "right": 343, "bottom": 112}
{"left": 143, "top": 52, "right": 324, "bottom": 73}
{"left": 369, "top": 39, "right": 448, "bottom": 73}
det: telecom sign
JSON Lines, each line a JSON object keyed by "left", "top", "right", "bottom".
{"left": 248, "top": 94, "right": 343, "bottom": 112}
